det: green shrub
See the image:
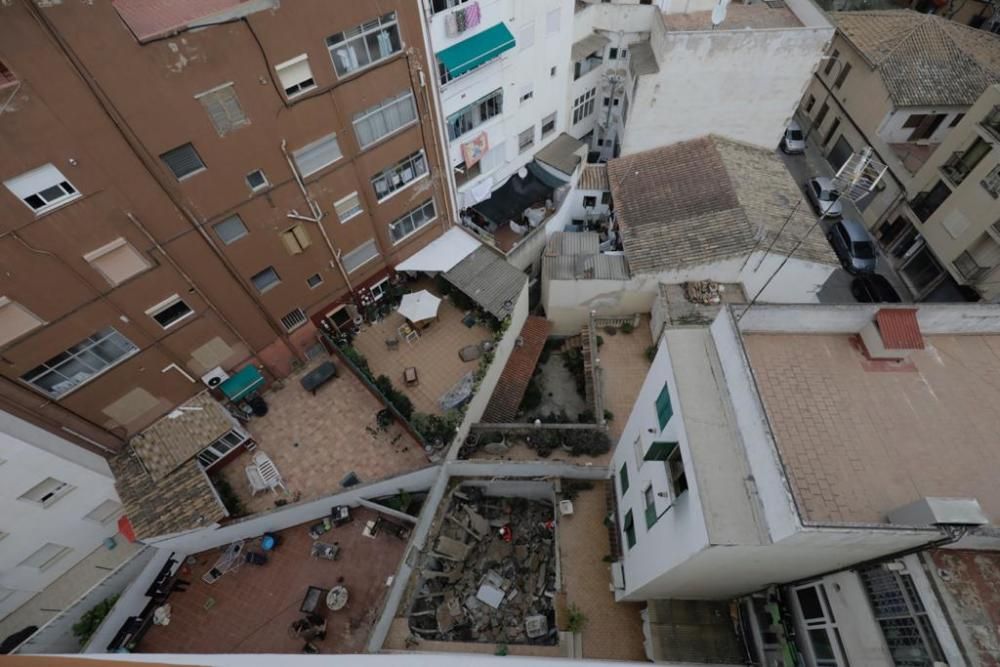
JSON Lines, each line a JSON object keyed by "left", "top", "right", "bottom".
{"left": 374, "top": 375, "right": 414, "bottom": 419}
{"left": 72, "top": 594, "right": 120, "bottom": 645}
{"left": 577, "top": 409, "right": 595, "bottom": 423}
{"left": 519, "top": 377, "right": 543, "bottom": 412}
{"left": 411, "top": 411, "right": 460, "bottom": 446}
{"left": 538, "top": 339, "right": 559, "bottom": 366}
{"left": 595, "top": 335, "right": 604, "bottom": 348}
{"left": 561, "top": 348, "right": 586, "bottom": 395}
{"left": 645, "top": 345, "right": 658, "bottom": 362}
{"left": 211, "top": 476, "right": 245, "bottom": 517}
{"left": 621, "top": 321, "right": 635, "bottom": 334}
{"left": 566, "top": 603, "right": 588, "bottom": 633}
{"left": 603, "top": 409, "right": 614, "bottom": 422}
{"left": 340, "top": 346, "right": 371, "bottom": 378}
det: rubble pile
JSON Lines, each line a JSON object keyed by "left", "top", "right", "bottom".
{"left": 683, "top": 280, "right": 725, "bottom": 305}
{"left": 408, "top": 486, "right": 558, "bottom": 645}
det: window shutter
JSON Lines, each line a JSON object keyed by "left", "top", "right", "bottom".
{"left": 160, "top": 144, "right": 204, "bottom": 179}
{"left": 292, "top": 133, "right": 342, "bottom": 176}
{"left": 655, "top": 384, "right": 673, "bottom": 429}
{"left": 644, "top": 441, "right": 677, "bottom": 462}
{"left": 291, "top": 223, "right": 311, "bottom": 249}
{"left": 281, "top": 229, "right": 304, "bottom": 255}
{"left": 199, "top": 85, "right": 248, "bottom": 136}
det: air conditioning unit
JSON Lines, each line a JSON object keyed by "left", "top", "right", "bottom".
{"left": 201, "top": 367, "right": 230, "bottom": 388}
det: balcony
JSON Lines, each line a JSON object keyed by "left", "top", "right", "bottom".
{"left": 911, "top": 180, "right": 951, "bottom": 222}
{"left": 436, "top": 22, "right": 515, "bottom": 86}
{"left": 980, "top": 104, "right": 1000, "bottom": 142}
{"left": 954, "top": 250, "right": 989, "bottom": 282}
{"left": 941, "top": 137, "right": 991, "bottom": 186}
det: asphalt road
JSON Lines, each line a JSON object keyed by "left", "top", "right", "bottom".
{"left": 775, "top": 129, "right": 913, "bottom": 304}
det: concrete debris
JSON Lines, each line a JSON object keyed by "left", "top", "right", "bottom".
{"left": 408, "top": 487, "right": 557, "bottom": 645}
{"left": 684, "top": 280, "right": 724, "bottom": 305}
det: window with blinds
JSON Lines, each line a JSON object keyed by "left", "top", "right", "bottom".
{"left": 292, "top": 133, "right": 342, "bottom": 177}
{"left": 371, "top": 150, "right": 427, "bottom": 201}
{"left": 196, "top": 84, "right": 249, "bottom": 136}
{"left": 160, "top": 143, "right": 205, "bottom": 180}
{"left": 334, "top": 192, "right": 363, "bottom": 222}
{"left": 353, "top": 91, "right": 417, "bottom": 150}
{"left": 275, "top": 54, "right": 316, "bottom": 98}
{"left": 342, "top": 239, "right": 380, "bottom": 273}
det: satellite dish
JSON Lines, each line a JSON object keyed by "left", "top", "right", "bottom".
{"left": 711, "top": 0, "right": 730, "bottom": 26}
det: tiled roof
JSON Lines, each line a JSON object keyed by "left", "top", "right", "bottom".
{"left": 607, "top": 135, "right": 838, "bottom": 274}
{"left": 481, "top": 316, "right": 552, "bottom": 423}
{"left": 131, "top": 392, "right": 234, "bottom": 480}
{"left": 876, "top": 307, "right": 924, "bottom": 350}
{"left": 832, "top": 11, "right": 1000, "bottom": 106}
{"left": 578, "top": 164, "right": 609, "bottom": 191}
{"left": 110, "top": 453, "right": 227, "bottom": 540}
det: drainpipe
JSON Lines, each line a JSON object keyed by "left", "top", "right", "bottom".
{"left": 279, "top": 141, "right": 354, "bottom": 294}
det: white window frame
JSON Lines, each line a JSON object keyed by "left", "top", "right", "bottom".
{"left": 789, "top": 583, "right": 851, "bottom": 667}
{"left": 196, "top": 429, "right": 250, "bottom": 469}
{"left": 334, "top": 191, "right": 363, "bottom": 223}
{"left": 292, "top": 132, "right": 343, "bottom": 178}
{"left": 519, "top": 126, "right": 535, "bottom": 153}
{"left": 389, "top": 200, "right": 437, "bottom": 245}
{"left": 352, "top": 91, "right": 418, "bottom": 150}
{"left": 250, "top": 267, "right": 281, "bottom": 294}
{"left": 145, "top": 294, "right": 194, "bottom": 330}
{"left": 213, "top": 215, "right": 249, "bottom": 245}
{"left": 519, "top": 83, "right": 534, "bottom": 105}
{"left": 20, "top": 327, "right": 139, "bottom": 399}
{"left": 371, "top": 150, "right": 428, "bottom": 203}
{"left": 245, "top": 169, "right": 269, "bottom": 192}
{"left": 4, "top": 164, "right": 80, "bottom": 215}
{"left": 275, "top": 54, "right": 317, "bottom": 99}
{"left": 342, "top": 239, "right": 381, "bottom": 273}
{"left": 326, "top": 12, "right": 402, "bottom": 79}
{"left": 18, "top": 477, "right": 74, "bottom": 508}
{"left": 370, "top": 277, "right": 390, "bottom": 300}
{"left": 519, "top": 22, "right": 535, "bottom": 50}
{"left": 195, "top": 82, "right": 249, "bottom": 136}
{"left": 546, "top": 8, "right": 561, "bottom": 33}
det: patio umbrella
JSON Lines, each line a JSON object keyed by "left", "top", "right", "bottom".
{"left": 398, "top": 290, "right": 441, "bottom": 323}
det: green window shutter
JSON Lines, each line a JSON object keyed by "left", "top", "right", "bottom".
{"left": 644, "top": 502, "right": 657, "bottom": 528}
{"left": 619, "top": 463, "right": 629, "bottom": 494}
{"left": 655, "top": 383, "right": 673, "bottom": 429}
{"left": 624, "top": 510, "right": 636, "bottom": 549}
{"left": 644, "top": 440, "right": 677, "bottom": 462}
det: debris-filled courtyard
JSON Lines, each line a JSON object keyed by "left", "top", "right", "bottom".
{"left": 406, "top": 484, "right": 558, "bottom": 646}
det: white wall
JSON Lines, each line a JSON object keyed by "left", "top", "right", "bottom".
{"left": 876, "top": 107, "right": 966, "bottom": 145}
{"left": 735, "top": 302, "right": 1000, "bottom": 335}
{"left": 544, "top": 274, "right": 658, "bottom": 335}
{"left": 0, "top": 412, "right": 122, "bottom": 621}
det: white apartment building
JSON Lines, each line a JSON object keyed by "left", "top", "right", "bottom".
{"left": 0, "top": 410, "right": 129, "bottom": 641}
{"left": 422, "top": 0, "right": 575, "bottom": 215}
{"left": 568, "top": 0, "right": 833, "bottom": 158}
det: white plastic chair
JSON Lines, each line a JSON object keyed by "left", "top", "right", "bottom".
{"left": 245, "top": 465, "right": 268, "bottom": 496}
{"left": 253, "top": 452, "right": 287, "bottom": 494}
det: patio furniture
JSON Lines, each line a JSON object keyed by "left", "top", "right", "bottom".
{"left": 253, "top": 451, "right": 287, "bottom": 494}
{"left": 462, "top": 312, "right": 477, "bottom": 328}
{"left": 398, "top": 323, "right": 419, "bottom": 345}
{"left": 398, "top": 290, "right": 442, "bottom": 325}
{"left": 326, "top": 585, "right": 349, "bottom": 611}
{"left": 300, "top": 587, "right": 328, "bottom": 615}
{"left": 245, "top": 465, "right": 268, "bottom": 496}
{"left": 300, "top": 361, "right": 337, "bottom": 395}
{"left": 385, "top": 336, "right": 399, "bottom": 350}
{"left": 403, "top": 366, "right": 419, "bottom": 386}
{"left": 331, "top": 505, "right": 352, "bottom": 526}
{"left": 201, "top": 540, "right": 245, "bottom": 584}
{"left": 311, "top": 541, "right": 340, "bottom": 561}
{"left": 440, "top": 371, "right": 475, "bottom": 411}
{"left": 459, "top": 345, "right": 482, "bottom": 362}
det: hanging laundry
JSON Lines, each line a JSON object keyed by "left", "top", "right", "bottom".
{"left": 376, "top": 30, "right": 393, "bottom": 58}
{"left": 464, "top": 2, "right": 482, "bottom": 30}
{"left": 445, "top": 12, "right": 458, "bottom": 36}
{"left": 462, "top": 131, "right": 490, "bottom": 168}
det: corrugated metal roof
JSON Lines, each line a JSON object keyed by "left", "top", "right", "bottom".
{"left": 876, "top": 308, "right": 924, "bottom": 350}
{"left": 113, "top": 0, "right": 272, "bottom": 42}
{"left": 545, "top": 231, "right": 600, "bottom": 257}
{"left": 535, "top": 133, "right": 585, "bottom": 176}
{"left": 578, "top": 164, "right": 609, "bottom": 191}
{"left": 444, "top": 246, "right": 527, "bottom": 319}
{"left": 571, "top": 33, "right": 611, "bottom": 62}
{"left": 542, "top": 254, "right": 630, "bottom": 281}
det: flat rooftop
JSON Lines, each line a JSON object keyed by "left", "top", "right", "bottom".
{"left": 744, "top": 333, "right": 1000, "bottom": 525}
{"left": 661, "top": 3, "right": 802, "bottom": 31}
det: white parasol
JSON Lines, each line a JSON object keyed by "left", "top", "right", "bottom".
{"left": 398, "top": 290, "right": 441, "bottom": 323}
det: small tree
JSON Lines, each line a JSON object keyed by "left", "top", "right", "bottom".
{"left": 566, "top": 603, "right": 588, "bottom": 634}
{"left": 72, "top": 594, "right": 120, "bottom": 645}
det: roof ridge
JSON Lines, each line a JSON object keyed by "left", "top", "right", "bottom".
{"left": 871, "top": 12, "right": 936, "bottom": 69}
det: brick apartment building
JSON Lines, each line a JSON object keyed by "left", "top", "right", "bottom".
{"left": 0, "top": 0, "right": 453, "bottom": 453}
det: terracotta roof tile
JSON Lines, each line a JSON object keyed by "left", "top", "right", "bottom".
{"left": 131, "top": 392, "right": 235, "bottom": 480}
{"left": 578, "top": 165, "right": 609, "bottom": 191}
{"left": 482, "top": 316, "right": 552, "bottom": 423}
{"left": 876, "top": 308, "right": 924, "bottom": 350}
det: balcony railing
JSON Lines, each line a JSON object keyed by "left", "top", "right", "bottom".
{"left": 941, "top": 150, "right": 973, "bottom": 185}
{"left": 982, "top": 165, "right": 1000, "bottom": 199}
{"left": 954, "top": 250, "right": 989, "bottom": 282}
{"left": 981, "top": 104, "right": 1000, "bottom": 142}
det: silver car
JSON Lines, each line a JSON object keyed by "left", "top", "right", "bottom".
{"left": 806, "top": 176, "right": 843, "bottom": 218}
{"left": 827, "top": 219, "right": 878, "bottom": 274}
{"left": 780, "top": 120, "right": 805, "bottom": 154}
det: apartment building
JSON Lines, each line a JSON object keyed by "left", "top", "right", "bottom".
{"left": 569, "top": 0, "right": 833, "bottom": 160}
{"left": 797, "top": 11, "right": 1000, "bottom": 300}
{"left": 0, "top": 0, "right": 451, "bottom": 446}
{"left": 0, "top": 409, "right": 135, "bottom": 637}
{"left": 611, "top": 302, "right": 1000, "bottom": 662}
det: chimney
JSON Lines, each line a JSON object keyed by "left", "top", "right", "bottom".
{"left": 859, "top": 308, "right": 924, "bottom": 360}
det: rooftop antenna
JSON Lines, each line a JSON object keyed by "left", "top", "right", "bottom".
{"left": 711, "top": 0, "right": 730, "bottom": 28}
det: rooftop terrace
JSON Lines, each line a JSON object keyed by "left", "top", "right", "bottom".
{"left": 661, "top": 3, "right": 803, "bottom": 31}
{"left": 744, "top": 332, "right": 1000, "bottom": 525}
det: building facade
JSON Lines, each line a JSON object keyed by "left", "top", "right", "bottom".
{"left": 0, "top": 0, "right": 452, "bottom": 447}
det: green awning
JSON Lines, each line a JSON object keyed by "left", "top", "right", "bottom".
{"left": 437, "top": 23, "right": 515, "bottom": 80}
{"left": 219, "top": 365, "right": 265, "bottom": 402}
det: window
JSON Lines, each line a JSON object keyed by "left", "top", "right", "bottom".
{"left": 619, "top": 462, "right": 629, "bottom": 494}
{"left": 832, "top": 62, "right": 851, "bottom": 89}
{"left": 21, "top": 328, "right": 138, "bottom": 398}
{"left": 447, "top": 88, "right": 502, "bottom": 140}
{"left": 85, "top": 499, "right": 122, "bottom": 524}
{"left": 431, "top": 0, "right": 471, "bottom": 12}
{"left": 823, "top": 118, "right": 840, "bottom": 147}
{"left": 371, "top": 150, "right": 428, "bottom": 201}
{"left": 196, "top": 429, "right": 249, "bottom": 468}
{"left": 823, "top": 51, "right": 839, "bottom": 75}
{"left": 601, "top": 192, "right": 611, "bottom": 205}
{"left": 275, "top": 54, "right": 316, "bottom": 98}
{"left": 792, "top": 584, "right": 850, "bottom": 667}
{"left": 0, "top": 297, "right": 44, "bottom": 346}
{"left": 912, "top": 180, "right": 950, "bottom": 222}
{"left": 19, "top": 478, "right": 74, "bottom": 507}
{"left": 609, "top": 47, "right": 619, "bottom": 60}
{"left": 292, "top": 133, "right": 342, "bottom": 177}
{"left": 546, "top": 7, "right": 561, "bottom": 33}
{"left": 859, "top": 565, "right": 945, "bottom": 667}
{"left": 520, "top": 83, "right": 534, "bottom": 104}
{"left": 583, "top": 195, "right": 597, "bottom": 208}
{"left": 943, "top": 137, "right": 991, "bottom": 185}
{"left": 353, "top": 91, "right": 418, "bottom": 149}
{"left": 327, "top": 12, "right": 401, "bottom": 77}
{"left": 4, "top": 164, "right": 80, "bottom": 214}
{"left": 643, "top": 485, "right": 657, "bottom": 528}
{"left": 246, "top": 169, "right": 268, "bottom": 192}
{"left": 306, "top": 273, "right": 324, "bottom": 288}
{"left": 520, "top": 22, "right": 535, "bottom": 50}
{"left": 19, "top": 543, "right": 71, "bottom": 571}
{"left": 814, "top": 102, "right": 829, "bottom": 128}
{"left": 160, "top": 143, "right": 205, "bottom": 180}
{"left": 146, "top": 295, "right": 193, "bottom": 329}
{"left": 371, "top": 277, "right": 389, "bottom": 300}
{"left": 804, "top": 94, "right": 816, "bottom": 113}
{"left": 280, "top": 223, "right": 312, "bottom": 255}
{"left": 250, "top": 267, "right": 280, "bottom": 293}
{"left": 0, "top": 58, "right": 16, "bottom": 88}
{"left": 342, "top": 239, "right": 381, "bottom": 273}
{"left": 518, "top": 126, "right": 535, "bottom": 153}
{"left": 666, "top": 444, "right": 688, "bottom": 497}
{"left": 334, "top": 192, "right": 363, "bottom": 222}
{"left": 572, "top": 88, "right": 596, "bottom": 124}
{"left": 541, "top": 112, "right": 557, "bottom": 138}
{"left": 213, "top": 214, "right": 248, "bottom": 245}
{"left": 949, "top": 113, "right": 965, "bottom": 128}
{"left": 389, "top": 199, "right": 436, "bottom": 243}
{"left": 982, "top": 164, "right": 1000, "bottom": 198}
{"left": 550, "top": 66, "right": 557, "bottom": 77}
{"left": 904, "top": 113, "right": 946, "bottom": 142}
{"left": 574, "top": 51, "right": 603, "bottom": 80}
{"left": 655, "top": 383, "right": 673, "bottom": 429}
{"left": 196, "top": 83, "right": 248, "bottom": 136}
{"left": 623, "top": 510, "right": 636, "bottom": 548}
{"left": 603, "top": 96, "right": 611, "bottom": 107}
{"left": 280, "top": 308, "right": 308, "bottom": 332}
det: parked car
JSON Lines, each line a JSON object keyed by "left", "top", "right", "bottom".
{"left": 780, "top": 120, "right": 805, "bottom": 154}
{"left": 805, "top": 176, "right": 843, "bottom": 218}
{"left": 851, "top": 274, "right": 901, "bottom": 303}
{"left": 827, "top": 219, "right": 878, "bottom": 274}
